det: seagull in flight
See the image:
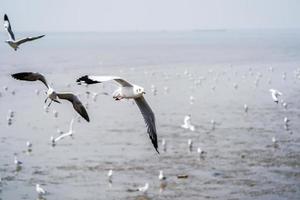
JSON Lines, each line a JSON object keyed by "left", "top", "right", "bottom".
{"left": 77, "top": 75, "right": 159, "bottom": 153}
{"left": 4, "top": 14, "right": 45, "bottom": 51}
{"left": 11, "top": 72, "right": 89, "bottom": 122}
{"left": 269, "top": 89, "right": 282, "bottom": 104}
{"left": 36, "top": 184, "right": 46, "bottom": 196}
{"left": 54, "top": 119, "right": 75, "bottom": 142}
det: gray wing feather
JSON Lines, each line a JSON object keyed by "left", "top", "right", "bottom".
{"left": 134, "top": 96, "right": 159, "bottom": 153}
{"left": 16, "top": 35, "right": 45, "bottom": 45}
{"left": 57, "top": 93, "right": 90, "bottom": 122}
{"left": 11, "top": 72, "right": 48, "bottom": 88}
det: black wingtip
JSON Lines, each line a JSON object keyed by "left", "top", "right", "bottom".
{"left": 156, "top": 148, "right": 160, "bottom": 154}
{"left": 76, "top": 75, "right": 100, "bottom": 85}
{"left": 11, "top": 72, "right": 30, "bottom": 80}
{"left": 4, "top": 14, "right": 8, "bottom": 21}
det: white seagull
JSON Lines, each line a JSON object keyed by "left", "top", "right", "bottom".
{"left": 77, "top": 75, "right": 159, "bottom": 153}
{"left": 159, "top": 170, "right": 166, "bottom": 181}
{"left": 36, "top": 184, "right": 46, "bottom": 196}
{"left": 181, "top": 115, "right": 195, "bottom": 131}
{"left": 4, "top": 14, "right": 45, "bottom": 51}
{"left": 269, "top": 89, "right": 282, "bottom": 104}
{"left": 138, "top": 183, "right": 149, "bottom": 193}
{"left": 14, "top": 156, "right": 22, "bottom": 166}
{"left": 161, "top": 138, "right": 167, "bottom": 152}
{"left": 107, "top": 169, "right": 113, "bottom": 182}
{"left": 11, "top": 72, "right": 89, "bottom": 122}
{"left": 54, "top": 119, "right": 75, "bottom": 142}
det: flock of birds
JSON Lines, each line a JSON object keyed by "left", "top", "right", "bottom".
{"left": 1, "top": 13, "right": 299, "bottom": 199}
{"left": 3, "top": 13, "right": 162, "bottom": 198}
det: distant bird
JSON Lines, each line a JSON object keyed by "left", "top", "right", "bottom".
{"left": 77, "top": 75, "right": 159, "bottom": 153}
{"left": 197, "top": 147, "right": 206, "bottom": 158}
{"left": 189, "top": 96, "right": 195, "bottom": 105}
{"left": 282, "top": 102, "right": 288, "bottom": 110}
{"left": 127, "top": 183, "right": 149, "bottom": 193}
{"left": 284, "top": 117, "right": 289, "bottom": 125}
{"left": 188, "top": 139, "right": 193, "bottom": 152}
{"left": 210, "top": 119, "right": 216, "bottom": 130}
{"left": 26, "top": 141, "right": 32, "bottom": 152}
{"left": 244, "top": 104, "right": 248, "bottom": 113}
{"left": 161, "top": 139, "right": 167, "bottom": 152}
{"left": 53, "top": 119, "right": 75, "bottom": 143}
{"left": 269, "top": 89, "right": 282, "bottom": 104}
{"left": 14, "top": 155, "right": 22, "bottom": 166}
{"left": 272, "top": 136, "right": 279, "bottom": 148}
{"left": 181, "top": 115, "right": 195, "bottom": 131}
{"left": 4, "top": 14, "right": 45, "bottom": 51}
{"left": 36, "top": 184, "right": 46, "bottom": 196}
{"left": 158, "top": 170, "right": 166, "bottom": 181}
{"left": 11, "top": 72, "right": 89, "bottom": 122}
{"left": 138, "top": 183, "right": 149, "bottom": 193}
{"left": 107, "top": 169, "right": 113, "bottom": 182}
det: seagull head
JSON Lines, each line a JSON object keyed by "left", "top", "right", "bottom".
{"left": 135, "top": 86, "right": 145, "bottom": 96}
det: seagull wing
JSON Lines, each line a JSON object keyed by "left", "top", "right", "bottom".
{"left": 56, "top": 93, "right": 90, "bottom": 122}
{"left": 77, "top": 75, "right": 133, "bottom": 87}
{"left": 15, "top": 35, "right": 45, "bottom": 45}
{"left": 4, "top": 14, "right": 15, "bottom": 41}
{"left": 11, "top": 72, "right": 49, "bottom": 88}
{"left": 134, "top": 96, "right": 159, "bottom": 153}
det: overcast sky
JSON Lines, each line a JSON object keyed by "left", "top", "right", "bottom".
{"left": 1, "top": 0, "right": 299, "bottom": 32}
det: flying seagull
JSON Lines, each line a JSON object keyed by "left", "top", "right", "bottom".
{"left": 269, "top": 89, "right": 282, "bottom": 104}
{"left": 77, "top": 75, "right": 159, "bottom": 153}
{"left": 53, "top": 119, "right": 75, "bottom": 143}
{"left": 11, "top": 72, "right": 89, "bottom": 122}
{"left": 4, "top": 14, "right": 45, "bottom": 51}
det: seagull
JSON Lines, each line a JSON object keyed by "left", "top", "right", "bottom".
{"left": 181, "top": 115, "right": 195, "bottom": 131}
{"left": 158, "top": 170, "right": 166, "bottom": 181}
{"left": 161, "top": 139, "right": 167, "bottom": 152}
{"left": 284, "top": 117, "right": 289, "bottom": 125}
{"left": 188, "top": 139, "right": 193, "bottom": 152}
{"left": 138, "top": 183, "right": 149, "bottom": 193}
{"left": 269, "top": 89, "right": 282, "bottom": 104}
{"left": 107, "top": 169, "right": 113, "bottom": 182}
{"left": 197, "top": 147, "right": 206, "bottom": 158}
{"left": 77, "top": 75, "right": 159, "bottom": 153}
{"left": 14, "top": 155, "right": 22, "bottom": 166}
{"left": 26, "top": 141, "right": 32, "bottom": 151}
{"left": 4, "top": 14, "right": 45, "bottom": 51}
{"left": 53, "top": 119, "right": 75, "bottom": 143}
{"left": 36, "top": 184, "right": 46, "bottom": 196}
{"left": 11, "top": 72, "right": 89, "bottom": 122}
{"left": 244, "top": 104, "right": 248, "bottom": 113}
{"left": 211, "top": 119, "right": 216, "bottom": 130}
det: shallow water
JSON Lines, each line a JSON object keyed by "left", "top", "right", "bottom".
{"left": 0, "top": 30, "right": 300, "bottom": 200}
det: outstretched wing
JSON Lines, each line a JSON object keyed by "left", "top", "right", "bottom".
{"left": 11, "top": 72, "right": 48, "bottom": 88}
{"left": 77, "top": 75, "right": 133, "bottom": 87}
{"left": 134, "top": 96, "right": 159, "bottom": 153}
{"left": 56, "top": 93, "right": 90, "bottom": 122}
{"left": 4, "top": 14, "right": 15, "bottom": 41}
{"left": 15, "top": 35, "right": 45, "bottom": 45}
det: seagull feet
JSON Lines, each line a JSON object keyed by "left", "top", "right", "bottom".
{"left": 47, "top": 100, "right": 52, "bottom": 107}
{"left": 113, "top": 96, "right": 123, "bottom": 101}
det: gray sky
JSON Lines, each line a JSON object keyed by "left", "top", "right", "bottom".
{"left": 1, "top": 0, "right": 300, "bottom": 32}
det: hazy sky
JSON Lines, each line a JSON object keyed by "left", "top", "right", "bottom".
{"left": 1, "top": 0, "right": 300, "bottom": 32}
